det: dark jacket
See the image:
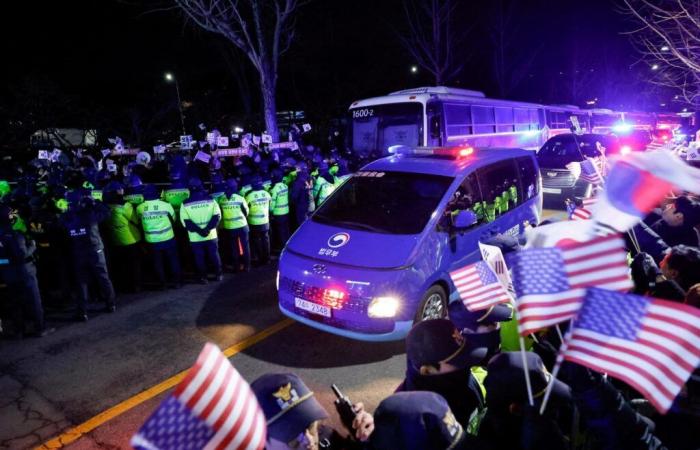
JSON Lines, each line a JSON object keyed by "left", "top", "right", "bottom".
{"left": 59, "top": 199, "right": 110, "bottom": 254}
{"left": 0, "top": 225, "right": 36, "bottom": 283}
{"left": 564, "top": 363, "right": 668, "bottom": 450}
{"left": 650, "top": 220, "right": 699, "bottom": 248}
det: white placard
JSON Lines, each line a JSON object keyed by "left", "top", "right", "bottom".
{"left": 302, "top": 123, "right": 312, "bottom": 133}
{"left": 687, "top": 142, "right": 700, "bottom": 161}
{"left": 50, "top": 149, "right": 62, "bottom": 162}
{"left": 38, "top": 150, "right": 49, "bottom": 160}
{"left": 261, "top": 133, "right": 273, "bottom": 144}
{"left": 252, "top": 135, "right": 261, "bottom": 146}
{"left": 195, "top": 151, "right": 211, "bottom": 163}
{"left": 180, "top": 135, "right": 193, "bottom": 149}
{"left": 290, "top": 141, "right": 300, "bottom": 151}
{"left": 241, "top": 137, "right": 251, "bottom": 148}
{"left": 206, "top": 132, "right": 217, "bottom": 145}
{"left": 107, "top": 162, "right": 118, "bottom": 173}
{"left": 101, "top": 149, "right": 111, "bottom": 157}
{"left": 569, "top": 116, "right": 582, "bottom": 134}
{"left": 153, "top": 145, "right": 166, "bottom": 154}
{"left": 216, "top": 136, "right": 229, "bottom": 147}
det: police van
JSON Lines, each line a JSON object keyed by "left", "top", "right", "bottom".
{"left": 277, "top": 146, "right": 542, "bottom": 341}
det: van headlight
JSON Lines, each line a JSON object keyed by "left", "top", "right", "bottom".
{"left": 368, "top": 296, "right": 400, "bottom": 318}
{"left": 276, "top": 271, "right": 280, "bottom": 291}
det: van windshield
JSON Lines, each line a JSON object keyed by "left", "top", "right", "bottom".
{"left": 313, "top": 171, "right": 453, "bottom": 235}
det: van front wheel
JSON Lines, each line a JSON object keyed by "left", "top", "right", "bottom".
{"left": 415, "top": 285, "right": 447, "bottom": 322}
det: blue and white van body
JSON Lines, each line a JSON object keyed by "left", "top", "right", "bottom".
{"left": 277, "top": 147, "right": 542, "bottom": 341}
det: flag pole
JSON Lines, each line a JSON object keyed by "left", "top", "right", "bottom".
{"left": 512, "top": 296, "right": 535, "bottom": 407}
{"left": 539, "top": 327, "right": 573, "bottom": 415}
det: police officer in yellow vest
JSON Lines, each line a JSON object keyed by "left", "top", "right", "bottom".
{"left": 269, "top": 170, "right": 290, "bottom": 253}
{"left": 217, "top": 179, "right": 250, "bottom": 273}
{"left": 180, "top": 178, "right": 222, "bottom": 283}
{"left": 136, "top": 185, "right": 181, "bottom": 289}
{"left": 104, "top": 188, "right": 142, "bottom": 293}
{"left": 245, "top": 176, "right": 272, "bottom": 266}
{"left": 314, "top": 163, "right": 336, "bottom": 206}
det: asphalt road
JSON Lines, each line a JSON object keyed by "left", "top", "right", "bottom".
{"left": 0, "top": 208, "right": 567, "bottom": 450}
{"left": 0, "top": 263, "right": 405, "bottom": 450}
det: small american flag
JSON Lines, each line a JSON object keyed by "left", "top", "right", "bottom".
{"left": 450, "top": 261, "right": 511, "bottom": 311}
{"left": 132, "top": 343, "right": 266, "bottom": 450}
{"left": 569, "top": 197, "right": 598, "bottom": 221}
{"left": 562, "top": 288, "right": 700, "bottom": 413}
{"left": 580, "top": 158, "right": 603, "bottom": 185}
{"left": 511, "top": 235, "right": 632, "bottom": 336}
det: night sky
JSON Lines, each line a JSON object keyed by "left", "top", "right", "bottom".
{"left": 0, "top": 0, "right": 666, "bottom": 144}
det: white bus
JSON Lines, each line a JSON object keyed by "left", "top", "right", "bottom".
{"left": 348, "top": 86, "right": 548, "bottom": 158}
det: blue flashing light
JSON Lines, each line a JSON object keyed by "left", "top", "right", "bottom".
{"left": 612, "top": 122, "right": 633, "bottom": 134}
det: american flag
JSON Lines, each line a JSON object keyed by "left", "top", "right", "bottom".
{"left": 562, "top": 288, "right": 700, "bottom": 413}
{"left": 580, "top": 158, "right": 603, "bottom": 185}
{"left": 132, "top": 343, "right": 266, "bottom": 450}
{"left": 511, "top": 235, "right": 632, "bottom": 336}
{"left": 450, "top": 261, "right": 511, "bottom": 311}
{"left": 569, "top": 197, "right": 598, "bottom": 221}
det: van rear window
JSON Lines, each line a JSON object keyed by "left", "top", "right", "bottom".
{"left": 312, "top": 171, "right": 453, "bottom": 235}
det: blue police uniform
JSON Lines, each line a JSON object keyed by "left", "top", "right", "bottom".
{"left": 0, "top": 207, "right": 48, "bottom": 335}
{"left": 59, "top": 191, "right": 116, "bottom": 319}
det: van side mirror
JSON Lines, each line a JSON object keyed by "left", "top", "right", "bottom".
{"left": 452, "top": 210, "right": 478, "bottom": 230}
{"left": 430, "top": 115, "right": 441, "bottom": 139}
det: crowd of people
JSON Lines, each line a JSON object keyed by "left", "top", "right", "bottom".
{"left": 3, "top": 134, "right": 700, "bottom": 450}
{"left": 0, "top": 138, "right": 357, "bottom": 337}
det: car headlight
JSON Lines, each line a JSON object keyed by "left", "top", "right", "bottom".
{"left": 368, "top": 296, "right": 400, "bottom": 318}
{"left": 276, "top": 270, "right": 280, "bottom": 291}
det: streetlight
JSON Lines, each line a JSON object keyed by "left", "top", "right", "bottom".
{"left": 164, "top": 72, "right": 186, "bottom": 135}
{"left": 410, "top": 65, "right": 418, "bottom": 73}
{"left": 651, "top": 64, "right": 659, "bottom": 71}
{"left": 660, "top": 45, "right": 669, "bottom": 51}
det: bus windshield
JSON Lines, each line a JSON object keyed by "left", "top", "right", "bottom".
{"left": 349, "top": 103, "right": 423, "bottom": 158}
{"left": 312, "top": 171, "right": 452, "bottom": 235}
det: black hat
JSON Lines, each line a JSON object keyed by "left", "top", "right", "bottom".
{"left": 485, "top": 352, "right": 571, "bottom": 408}
{"left": 448, "top": 301, "right": 513, "bottom": 333}
{"left": 406, "top": 319, "right": 488, "bottom": 371}
{"left": 371, "top": 391, "right": 465, "bottom": 450}
{"left": 250, "top": 373, "right": 328, "bottom": 443}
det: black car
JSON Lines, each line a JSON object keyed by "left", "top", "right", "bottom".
{"left": 536, "top": 133, "right": 617, "bottom": 205}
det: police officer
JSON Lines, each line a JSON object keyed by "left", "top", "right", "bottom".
{"left": 251, "top": 373, "right": 373, "bottom": 449}
{"left": 210, "top": 172, "right": 227, "bottom": 202}
{"left": 124, "top": 174, "right": 145, "bottom": 206}
{"left": 180, "top": 179, "right": 222, "bottom": 283}
{"left": 104, "top": 188, "right": 142, "bottom": 293}
{"left": 290, "top": 162, "right": 315, "bottom": 230}
{"left": 0, "top": 205, "right": 53, "bottom": 337}
{"left": 60, "top": 189, "right": 115, "bottom": 321}
{"left": 162, "top": 168, "right": 190, "bottom": 214}
{"left": 217, "top": 179, "right": 250, "bottom": 273}
{"left": 136, "top": 185, "right": 181, "bottom": 289}
{"left": 269, "top": 170, "right": 290, "bottom": 253}
{"left": 314, "top": 163, "right": 336, "bottom": 206}
{"left": 245, "top": 176, "right": 272, "bottom": 266}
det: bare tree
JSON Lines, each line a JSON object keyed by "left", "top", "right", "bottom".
{"left": 622, "top": 0, "right": 700, "bottom": 106}
{"left": 398, "top": 0, "right": 465, "bottom": 85}
{"left": 175, "top": 0, "right": 305, "bottom": 139}
{"left": 488, "top": 0, "right": 540, "bottom": 98}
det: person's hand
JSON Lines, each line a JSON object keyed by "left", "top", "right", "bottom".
{"left": 352, "top": 402, "right": 374, "bottom": 442}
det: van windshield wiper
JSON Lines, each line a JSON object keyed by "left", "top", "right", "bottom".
{"left": 329, "top": 220, "right": 388, "bottom": 233}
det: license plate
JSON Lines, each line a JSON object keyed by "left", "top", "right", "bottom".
{"left": 542, "top": 187, "right": 561, "bottom": 194}
{"left": 294, "top": 297, "right": 331, "bottom": 317}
